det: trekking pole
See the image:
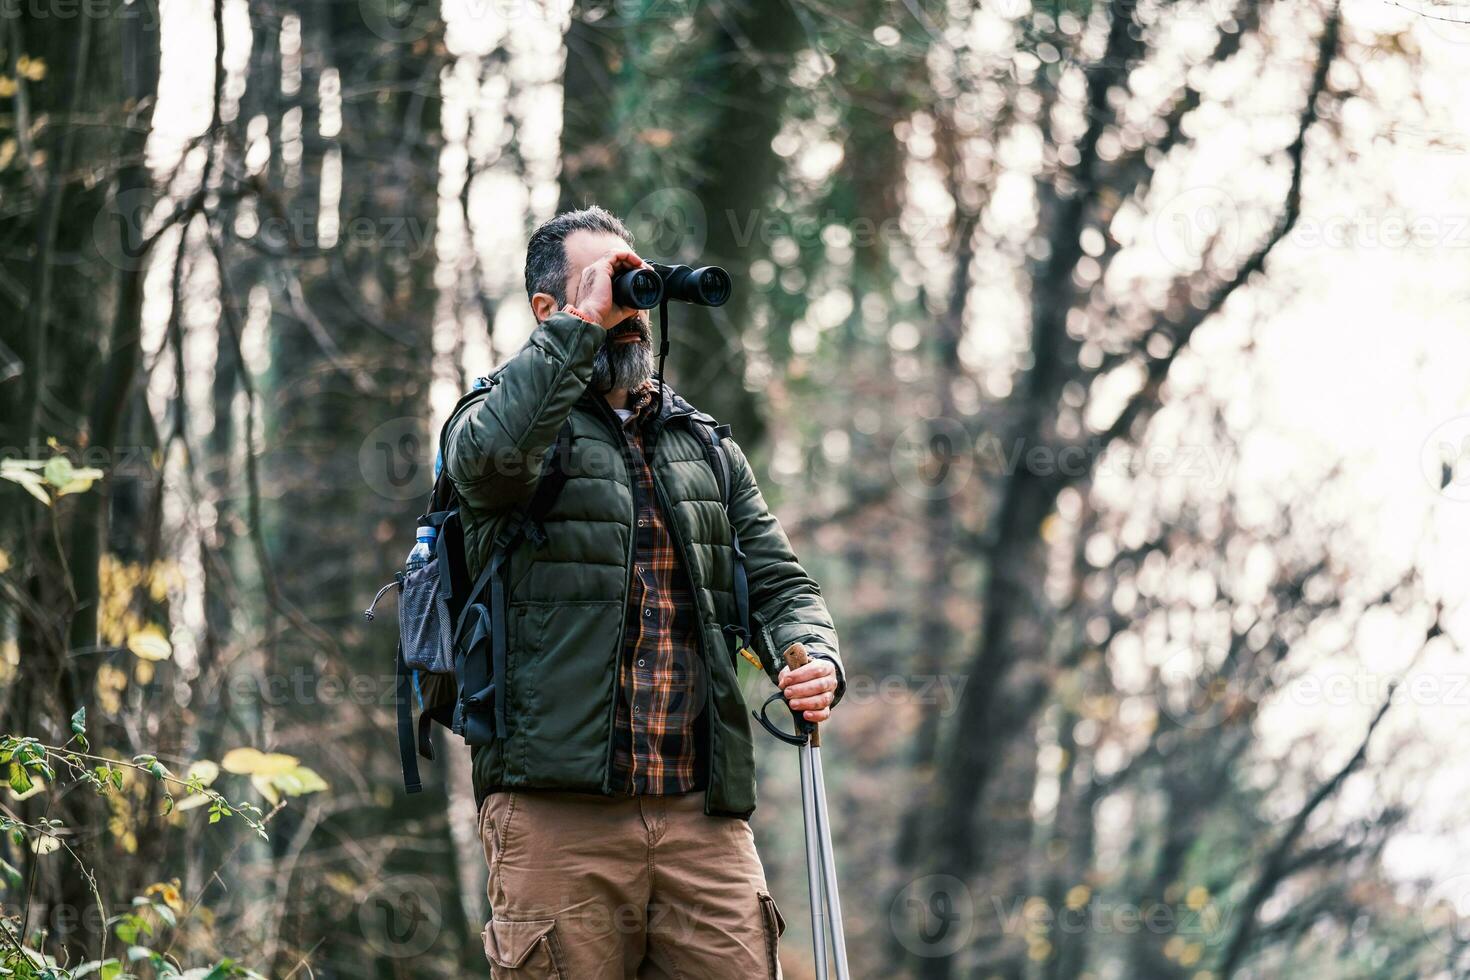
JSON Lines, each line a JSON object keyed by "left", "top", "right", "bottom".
{"left": 796, "top": 689, "right": 830, "bottom": 980}
{"left": 754, "top": 643, "right": 851, "bottom": 980}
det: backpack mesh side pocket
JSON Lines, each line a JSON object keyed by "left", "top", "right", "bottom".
{"left": 398, "top": 563, "right": 454, "bottom": 675}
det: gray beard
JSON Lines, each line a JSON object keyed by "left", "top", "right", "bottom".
{"left": 590, "top": 338, "right": 654, "bottom": 393}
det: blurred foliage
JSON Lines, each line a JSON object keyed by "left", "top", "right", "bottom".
{"left": 0, "top": 708, "right": 286, "bottom": 979}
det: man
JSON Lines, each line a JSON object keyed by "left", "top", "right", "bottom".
{"left": 444, "top": 206, "right": 844, "bottom": 979}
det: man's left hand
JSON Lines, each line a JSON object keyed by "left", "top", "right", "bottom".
{"left": 778, "top": 655, "right": 839, "bottom": 723}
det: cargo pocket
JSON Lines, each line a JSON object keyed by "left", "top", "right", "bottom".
{"left": 482, "top": 916, "right": 565, "bottom": 978}
{"left": 757, "top": 892, "right": 786, "bottom": 979}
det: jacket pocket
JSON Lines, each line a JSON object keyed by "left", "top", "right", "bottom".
{"left": 757, "top": 891, "right": 786, "bottom": 979}
{"left": 483, "top": 916, "right": 565, "bottom": 978}
{"left": 513, "top": 600, "right": 624, "bottom": 784}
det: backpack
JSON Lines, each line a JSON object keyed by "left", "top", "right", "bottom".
{"left": 365, "top": 381, "right": 752, "bottom": 794}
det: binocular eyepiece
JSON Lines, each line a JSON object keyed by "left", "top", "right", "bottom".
{"left": 612, "top": 262, "right": 732, "bottom": 310}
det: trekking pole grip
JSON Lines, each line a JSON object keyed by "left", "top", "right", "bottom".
{"left": 783, "top": 643, "right": 820, "bottom": 748}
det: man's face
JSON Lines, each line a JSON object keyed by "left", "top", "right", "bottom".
{"left": 555, "top": 229, "right": 654, "bottom": 393}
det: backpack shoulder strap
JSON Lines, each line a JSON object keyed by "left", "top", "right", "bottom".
{"left": 696, "top": 420, "right": 733, "bottom": 504}
{"left": 449, "top": 418, "right": 576, "bottom": 743}
{"left": 429, "top": 383, "right": 498, "bottom": 511}
{"left": 524, "top": 419, "right": 576, "bottom": 543}
{"left": 395, "top": 639, "right": 422, "bottom": 793}
{"left": 453, "top": 417, "right": 575, "bottom": 637}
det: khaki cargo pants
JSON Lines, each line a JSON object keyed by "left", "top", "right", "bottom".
{"left": 478, "top": 789, "right": 786, "bottom": 979}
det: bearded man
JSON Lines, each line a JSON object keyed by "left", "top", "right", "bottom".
{"left": 444, "top": 206, "right": 844, "bottom": 979}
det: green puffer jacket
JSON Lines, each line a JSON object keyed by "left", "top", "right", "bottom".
{"left": 444, "top": 312, "right": 843, "bottom": 817}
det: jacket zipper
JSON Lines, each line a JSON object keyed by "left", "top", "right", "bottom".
{"left": 646, "top": 411, "right": 718, "bottom": 813}
{"left": 584, "top": 395, "right": 668, "bottom": 794}
{"left": 583, "top": 396, "right": 715, "bottom": 805}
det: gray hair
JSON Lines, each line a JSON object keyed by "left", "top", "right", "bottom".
{"left": 524, "top": 205, "right": 635, "bottom": 304}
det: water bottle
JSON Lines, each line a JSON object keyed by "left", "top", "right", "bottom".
{"left": 405, "top": 525, "right": 436, "bottom": 571}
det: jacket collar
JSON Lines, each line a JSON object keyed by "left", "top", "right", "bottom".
{"left": 579, "top": 377, "right": 715, "bottom": 427}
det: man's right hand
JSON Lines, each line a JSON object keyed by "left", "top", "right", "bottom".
{"left": 564, "top": 248, "right": 650, "bottom": 330}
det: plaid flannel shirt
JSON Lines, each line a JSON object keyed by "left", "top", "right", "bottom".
{"left": 608, "top": 381, "right": 705, "bottom": 795}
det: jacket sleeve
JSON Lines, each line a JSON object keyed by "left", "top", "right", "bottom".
{"left": 445, "top": 312, "right": 605, "bottom": 514}
{"left": 725, "top": 438, "right": 845, "bottom": 702}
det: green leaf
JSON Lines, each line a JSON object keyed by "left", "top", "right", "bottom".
{"left": 7, "top": 764, "right": 32, "bottom": 796}
{"left": 38, "top": 455, "right": 100, "bottom": 496}
{"left": 42, "top": 456, "right": 74, "bottom": 489}
{"left": 264, "top": 764, "right": 329, "bottom": 799}
{"left": 113, "top": 912, "right": 150, "bottom": 945}
{"left": 69, "top": 707, "right": 86, "bottom": 738}
{"left": 182, "top": 964, "right": 236, "bottom": 980}
{"left": 9, "top": 775, "right": 43, "bottom": 802}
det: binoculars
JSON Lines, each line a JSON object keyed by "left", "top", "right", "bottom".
{"left": 612, "top": 262, "right": 732, "bottom": 310}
